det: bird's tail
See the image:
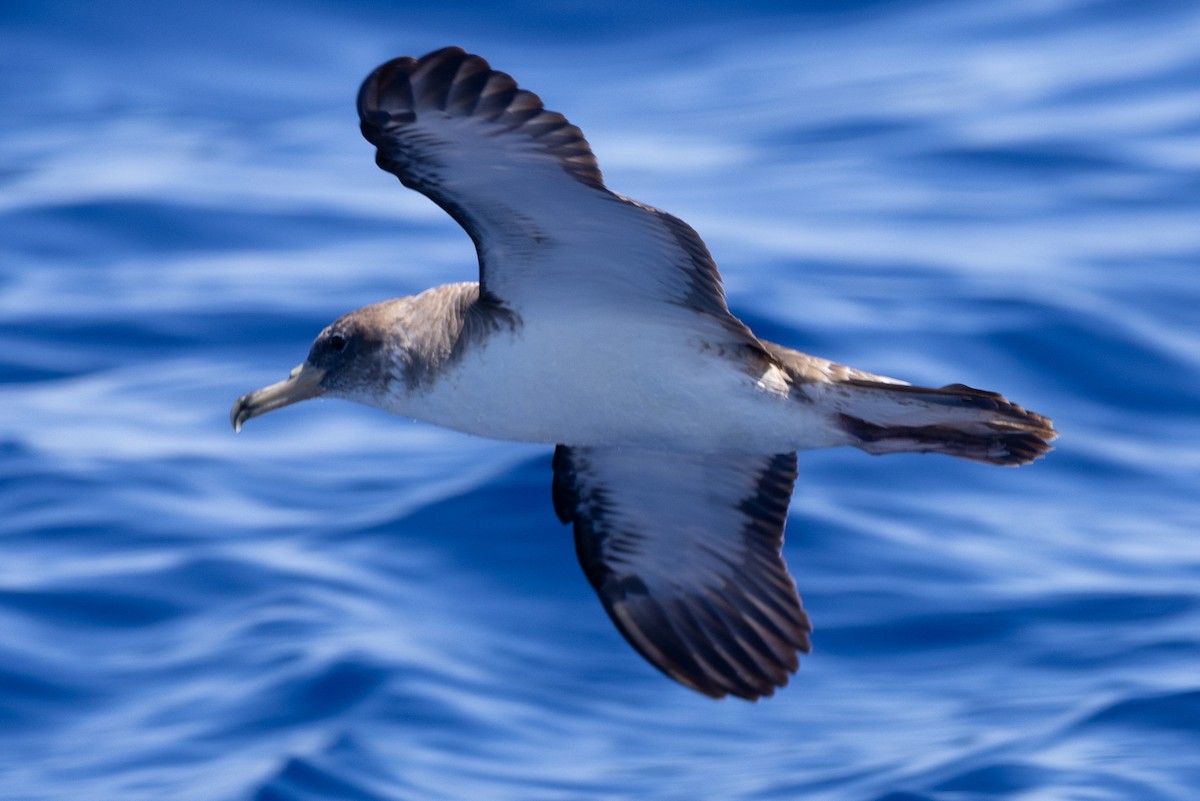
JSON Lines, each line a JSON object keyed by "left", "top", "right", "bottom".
{"left": 829, "top": 380, "right": 1056, "bottom": 466}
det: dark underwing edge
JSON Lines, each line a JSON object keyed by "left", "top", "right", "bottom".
{"left": 552, "top": 446, "right": 812, "bottom": 700}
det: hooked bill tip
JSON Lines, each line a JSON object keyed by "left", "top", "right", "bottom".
{"left": 230, "top": 395, "right": 251, "bottom": 432}
{"left": 227, "top": 364, "right": 326, "bottom": 434}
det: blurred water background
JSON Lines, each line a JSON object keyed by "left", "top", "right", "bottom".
{"left": 3, "top": 1, "right": 1199, "bottom": 799}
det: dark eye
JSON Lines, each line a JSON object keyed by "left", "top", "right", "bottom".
{"left": 329, "top": 333, "right": 346, "bottom": 352}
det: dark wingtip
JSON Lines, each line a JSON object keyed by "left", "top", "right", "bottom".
{"left": 355, "top": 46, "right": 606, "bottom": 190}
{"left": 357, "top": 53, "right": 426, "bottom": 144}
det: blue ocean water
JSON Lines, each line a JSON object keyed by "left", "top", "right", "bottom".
{"left": 3, "top": 0, "right": 1199, "bottom": 798}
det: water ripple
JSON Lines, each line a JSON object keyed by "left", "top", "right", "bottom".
{"left": 2, "top": 1, "right": 1198, "bottom": 799}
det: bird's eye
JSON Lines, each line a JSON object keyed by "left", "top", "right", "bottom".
{"left": 329, "top": 333, "right": 346, "bottom": 352}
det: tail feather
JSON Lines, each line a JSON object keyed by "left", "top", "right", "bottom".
{"left": 832, "top": 381, "right": 1057, "bottom": 466}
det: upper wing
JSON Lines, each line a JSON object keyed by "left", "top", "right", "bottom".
{"left": 357, "top": 47, "right": 735, "bottom": 323}
{"left": 552, "top": 445, "right": 812, "bottom": 700}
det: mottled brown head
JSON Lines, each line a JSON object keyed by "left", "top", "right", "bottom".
{"left": 230, "top": 300, "right": 403, "bottom": 431}
{"left": 230, "top": 284, "right": 508, "bottom": 431}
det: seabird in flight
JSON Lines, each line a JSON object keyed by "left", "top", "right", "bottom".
{"left": 231, "top": 47, "right": 1056, "bottom": 700}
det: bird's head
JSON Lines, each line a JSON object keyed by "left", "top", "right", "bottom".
{"left": 230, "top": 300, "right": 406, "bottom": 431}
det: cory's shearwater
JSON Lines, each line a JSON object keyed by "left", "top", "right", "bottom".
{"left": 231, "top": 47, "right": 1057, "bottom": 700}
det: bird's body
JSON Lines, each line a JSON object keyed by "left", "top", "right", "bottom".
{"left": 232, "top": 47, "right": 1057, "bottom": 700}
{"left": 360, "top": 284, "right": 844, "bottom": 453}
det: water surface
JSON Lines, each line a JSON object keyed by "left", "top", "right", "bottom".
{"left": 2, "top": 1, "right": 1199, "bottom": 799}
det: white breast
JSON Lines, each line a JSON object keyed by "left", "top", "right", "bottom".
{"left": 382, "top": 308, "right": 847, "bottom": 453}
